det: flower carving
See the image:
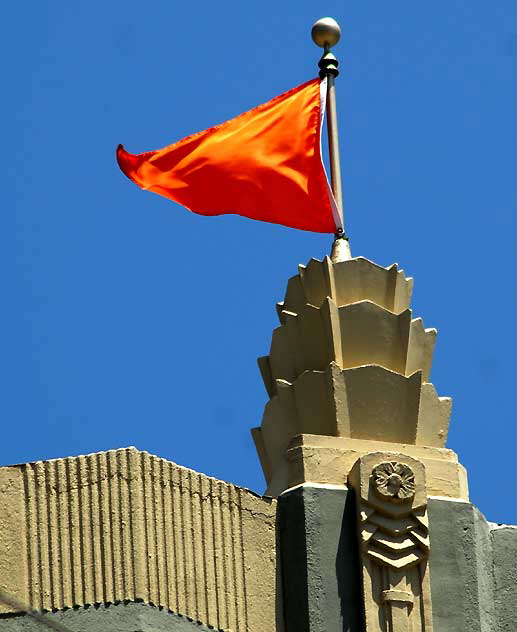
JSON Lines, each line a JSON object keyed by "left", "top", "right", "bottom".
{"left": 371, "top": 461, "right": 416, "bottom": 501}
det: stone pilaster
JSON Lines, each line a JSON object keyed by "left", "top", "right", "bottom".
{"left": 349, "top": 453, "right": 433, "bottom": 632}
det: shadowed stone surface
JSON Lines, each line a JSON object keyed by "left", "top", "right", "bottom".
{"left": 0, "top": 602, "right": 218, "bottom": 631}
{"left": 491, "top": 526, "right": 517, "bottom": 631}
{"left": 279, "top": 487, "right": 517, "bottom": 632}
{"left": 427, "top": 498, "right": 496, "bottom": 632}
{"left": 278, "top": 485, "right": 362, "bottom": 632}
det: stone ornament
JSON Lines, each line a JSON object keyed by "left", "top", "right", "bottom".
{"left": 350, "top": 452, "right": 433, "bottom": 632}
{"left": 251, "top": 255, "right": 453, "bottom": 497}
{"left": 372, "top": 461, "right": 416, "bottom": 501}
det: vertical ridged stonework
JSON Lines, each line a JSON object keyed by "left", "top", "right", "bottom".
{"left": 350, "top": 452, "right": 433, "bottom": 632}
{"left": 0, "top": 448, "right": 277, "bottom": 632}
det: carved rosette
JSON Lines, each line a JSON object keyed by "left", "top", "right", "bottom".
{"left": 372, "top": 461, "right": 416, "bottom": 501}
{"left": 350, "top": 453, "right": 433, "bottom": 632}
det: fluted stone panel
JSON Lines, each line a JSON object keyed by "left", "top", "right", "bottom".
{"left": 0, "top": 448, "right": 278, "bottom": 632}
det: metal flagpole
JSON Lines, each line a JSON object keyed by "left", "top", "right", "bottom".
{"left": 311, "top": 18, "right": 351, "bottom": 262}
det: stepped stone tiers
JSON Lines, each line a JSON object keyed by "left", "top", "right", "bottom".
{"left": 0, "top": 448, "right": 279, "bottom": 632}
{"left": 252, "top": 255, "right": 467, "bottom": 500}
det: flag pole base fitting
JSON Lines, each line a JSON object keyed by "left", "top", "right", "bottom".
{"left": 330, "top": 233, "right": 351, "bottom": 263}
{"left": 318, "top": 51, "right": 339, "bottom": 78}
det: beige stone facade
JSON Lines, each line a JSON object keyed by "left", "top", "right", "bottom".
{"left": 284, "top": 434, "right": 468, "bottom": 500}
{"left": 0, "top": 448, "right": 279, "bottom": 632}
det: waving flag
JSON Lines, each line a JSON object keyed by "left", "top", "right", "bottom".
{"left": 117, "top": 78, "right": 341, "bottom": 233}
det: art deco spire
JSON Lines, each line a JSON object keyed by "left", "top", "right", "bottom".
{"left": 252, "top": 252, "right": 465, "bottom": 501}
{"left": 252, "top": 241, "right": 470, "bottom": 632}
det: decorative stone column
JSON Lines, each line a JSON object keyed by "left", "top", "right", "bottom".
{"left": 349, "top": 453, "right": 433, "bottom": 632}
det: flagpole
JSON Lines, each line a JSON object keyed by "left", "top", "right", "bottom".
{"left": 311, "top": 18, "right": 351, "bottom": 262}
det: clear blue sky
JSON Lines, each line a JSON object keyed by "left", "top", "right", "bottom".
{"left": 3, "top": 1, "right": 517, "bottom": 523}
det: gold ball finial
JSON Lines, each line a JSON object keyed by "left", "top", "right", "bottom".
{"left": 311, "top": 17, "right": 341, "bottom": 48}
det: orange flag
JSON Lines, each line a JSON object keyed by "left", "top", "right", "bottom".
{"left": 117, "top": 78, "right": 341, "bottom": 233}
